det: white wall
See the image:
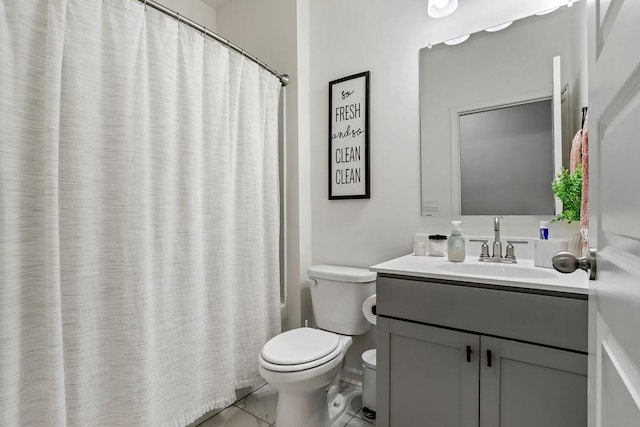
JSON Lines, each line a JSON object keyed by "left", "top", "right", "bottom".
{"left": 308, "top": 0, "right": 583, "bottom": 268}
{"left": 570, "top": 2, "right": 589, "bottom": 132}
{"left": 158, "top": 0, "right": 217, "bottom": 30}
{"left": 306, "top": 0, "right": 583, "bottom": 375}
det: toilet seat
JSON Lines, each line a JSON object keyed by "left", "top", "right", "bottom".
{"left": 260, "top": 328, "right": 343, "bottom": 373}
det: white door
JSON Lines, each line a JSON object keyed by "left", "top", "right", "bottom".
{"left": 587, "top": 0, "right": 640, "bottom": 425}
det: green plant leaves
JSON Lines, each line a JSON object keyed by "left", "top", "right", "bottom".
{"left": 551, "top": 165, "right": 582, "bottom": 223}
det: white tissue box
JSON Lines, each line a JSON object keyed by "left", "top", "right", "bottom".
{"left": 534, "top": 239, "right": 569, "bottom": 269}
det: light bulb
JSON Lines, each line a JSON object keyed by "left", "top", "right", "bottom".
{"left": 444, "top": 34, "right": 470, "bottom": 46}
{"left": 427, "top": 0, "right": 459, "bottom": 18}
{"left": 536, "top": 6, "right": 559, "bottom": 16}
{"left": 485, "top": 21, "right": 513, "bottom": 32}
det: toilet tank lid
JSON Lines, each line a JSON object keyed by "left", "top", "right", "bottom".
{"left": 308, "top": 265, "right": 377, "bottom": 283}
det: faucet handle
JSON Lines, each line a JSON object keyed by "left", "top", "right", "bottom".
{"left": 470, "top": 239, "right": 490, "bottom": 258}
{"left": 507, "top": 240, "right": 529, "bottom": 245}
{"left": 505, "top": 240, "right": 528, "bottom": 260}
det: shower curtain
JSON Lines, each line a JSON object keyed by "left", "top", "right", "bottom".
{"left": 0, "top": 1, "right": 281, "bottom": 425}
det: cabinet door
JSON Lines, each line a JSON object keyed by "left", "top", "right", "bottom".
{"left": 480, "top": 337, "right": 587, "bottom": 427}
{"left": 377, "top": 317, "right": 479, "bottom": 427}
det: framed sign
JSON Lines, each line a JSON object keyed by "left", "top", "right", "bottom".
{"left": 328, "top": 71, "right": 370, "bottom": 199}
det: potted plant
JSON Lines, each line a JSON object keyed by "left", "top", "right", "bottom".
{"left": 551, "top": 165, "right": 582, "bottom": 223}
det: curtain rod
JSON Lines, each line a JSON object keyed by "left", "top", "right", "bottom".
{"left": 139, "top": 0, "right": 290, "bottom": 86}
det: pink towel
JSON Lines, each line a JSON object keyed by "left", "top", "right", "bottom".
{"left": 580, "top": 114, "right": 589, "bottom": 229}
{"left": 569, "top": 129, "right": 582, "bottom": 172}
{"left": 568, "top": 112, "right": 589, "bottom": 253}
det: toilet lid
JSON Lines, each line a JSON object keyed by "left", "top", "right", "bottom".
{"left": 261, "top": 328, "right": 340, "bottom": 366}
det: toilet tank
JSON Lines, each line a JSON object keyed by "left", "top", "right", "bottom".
{"left": 307, "top": 265, "right": 376, "bottom": 335}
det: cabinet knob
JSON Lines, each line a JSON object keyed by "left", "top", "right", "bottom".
{"left": 487, "top": 349, "right": 493, "bottom": 367}
{"left": 466, "top": 345, "right": 472, "bottom": 363}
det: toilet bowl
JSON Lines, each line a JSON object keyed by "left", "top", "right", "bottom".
{"left": 258, "top": 265, "right": 376, "bottom": 427}
{"left": 259, "top": 328, "right": 352, "bottom": 427}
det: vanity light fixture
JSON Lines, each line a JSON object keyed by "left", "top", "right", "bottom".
{"left": 427, "top": 0, "right": 458, "bottom": 18}
{"left": 444, "top": 34, "right": 470, "bottom": 45}
{"left": 485, "top": 21, "right": 513, "bottom": 32}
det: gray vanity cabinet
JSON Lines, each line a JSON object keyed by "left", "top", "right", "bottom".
{"left": 480, "top": 337, "right": 587, "bottom": 427}
{"left": 376, "top": 274, "right": 588, "bottom": 427}
{"left": 379, "top": 318, "right": 480, "bottom": 426}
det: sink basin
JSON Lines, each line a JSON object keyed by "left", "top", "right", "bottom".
{"left": 435, "top": 262, "right": 558, "bottom": 279}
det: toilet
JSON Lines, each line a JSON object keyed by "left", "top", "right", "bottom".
{"left": 258, "top": 265, "right": 376, "bottom": 427}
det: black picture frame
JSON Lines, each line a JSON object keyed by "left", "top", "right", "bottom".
{"left": 328, "top": 71, "right": 370, "bottom": 199}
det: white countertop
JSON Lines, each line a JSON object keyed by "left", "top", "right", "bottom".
{"left": 370, "top": 254, "right": 588, "bottom": 295}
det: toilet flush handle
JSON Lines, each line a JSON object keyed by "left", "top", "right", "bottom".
{"left": 301, "top": 279, "right": 317, "bottom": 288}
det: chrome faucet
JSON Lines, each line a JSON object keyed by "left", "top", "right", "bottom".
{"left": 471, "top": 217, "right": 528, "bottom": 263}
{"left": 493, "top": 216, "right": 502, "bottom": 260}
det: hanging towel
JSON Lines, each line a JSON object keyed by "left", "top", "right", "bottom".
{"left": 580, "top": 113, "right": 589, "bottom": 231}
{"left": 569, "top": 128, "right": 583, "bottom": 172}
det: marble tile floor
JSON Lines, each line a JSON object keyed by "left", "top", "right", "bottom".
{"left": 197, "top": 381, "right": 375, "bottom": 427}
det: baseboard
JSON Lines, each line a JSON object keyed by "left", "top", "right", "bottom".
{"left": 341, "top": 366, "right": 363, "bottom": 387}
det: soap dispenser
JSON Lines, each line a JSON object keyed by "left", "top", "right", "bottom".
{"left": 448, "top": 220, "right": 466, "bottom": 262}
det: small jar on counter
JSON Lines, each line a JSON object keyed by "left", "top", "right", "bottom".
{"left": 428, "top": 234, "right": 448, "bottom": 257}
{"left": 413, "top": 234, "right": 429, "bottom": 256}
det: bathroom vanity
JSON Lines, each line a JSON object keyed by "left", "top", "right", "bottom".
{"left": 371, "top": 255, "right": 588, "bottom": 427}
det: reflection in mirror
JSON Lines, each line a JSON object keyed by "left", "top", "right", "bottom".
{"left": 459, "top": 99, "right": 554, "bottom": 215}
{"left": 420, "top": 3, "right": 587, "bottom": 217}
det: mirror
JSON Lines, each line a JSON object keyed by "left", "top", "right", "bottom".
{"left": 458, "top": 98, "right": 555, "bottom": 215}
{"left": 420, "top": 3, "right": 587, "bottom": 217}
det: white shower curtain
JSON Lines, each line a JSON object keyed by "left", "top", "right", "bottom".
{"left": 0, "top": 1, "right": 281, "bottom": 425}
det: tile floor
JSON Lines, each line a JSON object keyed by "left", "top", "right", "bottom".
{"left": 197, "top": 381, "right": 375, "bottom": 427}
